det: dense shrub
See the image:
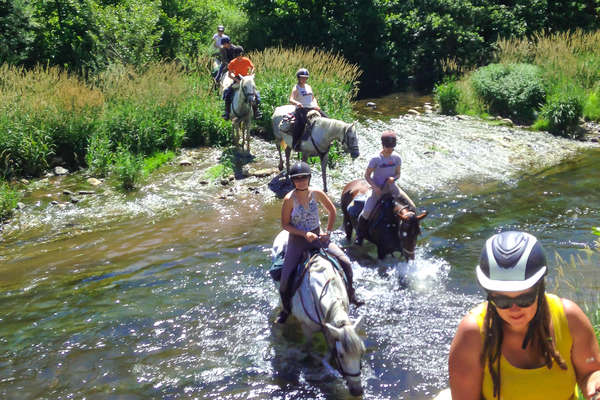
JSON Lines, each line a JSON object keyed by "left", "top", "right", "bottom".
{"left": 112, "top": 147, "right": 143, "bottom": 190}
{"left": 0, "top": 181, "right": 20, "bottom": 222}
{"left": 542, "top": 93, "right": 584, "bottom": 137}
{"left": 435, "top": 81, "right": 460, "bottom": 115}
{"left": 471, "top": 63, "right": 545, "bottom": 123}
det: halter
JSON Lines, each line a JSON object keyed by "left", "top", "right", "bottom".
{"left": 298, "top": 250, "right": 363, "bottom": 379}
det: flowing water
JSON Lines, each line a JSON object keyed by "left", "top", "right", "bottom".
{"left": 1, "top": 94, "right": 599, "bottom": 399}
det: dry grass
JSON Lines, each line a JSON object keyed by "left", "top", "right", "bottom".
{"left": 0, "top": 64, "right": 104, "bottom": 116}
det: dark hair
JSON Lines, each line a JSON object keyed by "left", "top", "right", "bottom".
{"left": 480, "top": 281, "right": 567, "bottom": 398}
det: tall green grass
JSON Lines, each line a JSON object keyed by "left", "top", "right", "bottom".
{"left": 250, "top": 46, "right": 361, "bottom": 132}
{"left": 0, "top": 180, "right": 20, "bottom": 222}
{"left": 0, "top": 47, "right": 359, "bottom": 194}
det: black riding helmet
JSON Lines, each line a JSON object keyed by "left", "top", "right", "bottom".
{"left": 381, "top": 130, "right": 397, "bottom": 147}
{"left": 296, "top": 68, "right": 309, "bottom": 78}
{"left": 221, "top": 36, "right": 230, "bottom": 44}
{"left": 476, "top": 231, "right": 547, "bottom": 292}
{"left": 289, "top": 161, "right": 311, "bottom": 180}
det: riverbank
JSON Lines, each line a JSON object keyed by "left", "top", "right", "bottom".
{"left": 437, "top": 30, "right": 600, "bottom": 139}
{"left": 0, "top": 48, "right": 359, "bottom": 221}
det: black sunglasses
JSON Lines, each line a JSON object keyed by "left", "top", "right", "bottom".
{"left": 488, "top": 289, "right": 538, "bottom": 309}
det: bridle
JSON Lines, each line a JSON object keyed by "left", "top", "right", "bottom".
{"left": 298, "top": 251, "right": 363, "bottom": 379}
{"left": 342, "top": 125, "right": 358, "bottom": 154}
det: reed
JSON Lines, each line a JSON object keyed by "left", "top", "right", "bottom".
{"left": 249, "top": 46, "right": 361, "bottom": 128}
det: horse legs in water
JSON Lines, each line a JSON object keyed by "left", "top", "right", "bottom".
{"left": 319, "top": 154, "right": 328, "bottom": 193}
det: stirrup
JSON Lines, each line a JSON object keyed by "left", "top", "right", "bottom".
{"left": 354, "top": 236, "right": 364, "bottom": 246}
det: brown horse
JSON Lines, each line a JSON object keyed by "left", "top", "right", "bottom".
{"left": 341, "top": 179, "right": 427, "bottom": 260}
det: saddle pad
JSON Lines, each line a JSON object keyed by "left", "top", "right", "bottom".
{"left": 347, "top": 192, "right": 369, "bottom": 219}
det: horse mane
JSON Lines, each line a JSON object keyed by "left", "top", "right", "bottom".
{"left": 314, "top": 117, "right": 351, "bottom": 131}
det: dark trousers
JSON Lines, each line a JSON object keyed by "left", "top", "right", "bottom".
{"left": 292, "top": 107, "right": 328, "bottom": 148}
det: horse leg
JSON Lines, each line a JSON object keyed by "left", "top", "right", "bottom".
{"left": 343, "top": 211, "right": 353, "bottom": 240}
{"left": 320, "top": 154, "right": 328, "bottom": 193}
{"left": 285, "top": 147, "right": 292, "bottom": 179}
{"left": 277, "top": 142, "right": 284, "bottom": 171}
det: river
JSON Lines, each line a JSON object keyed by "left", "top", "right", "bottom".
{"left": 1, "top": 94, "right": 599, "bottom": 399}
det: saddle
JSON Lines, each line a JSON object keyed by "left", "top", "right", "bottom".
{"left": 269, "top": 248, "right": 345, "bottom": 299}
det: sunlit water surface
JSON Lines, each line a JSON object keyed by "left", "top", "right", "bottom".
{"left": 1, "top": 98, "right": 599, "bottom": 399}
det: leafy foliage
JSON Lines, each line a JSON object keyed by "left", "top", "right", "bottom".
{"left": 541, "top": 92, "right": 584, "bottom": 138}
{"left": 0, "top": 180, "right": 20, "bottom": 222}
{"left": 435, "top": 80, "right": 460, "bottom": 115}
{"left": 471, "top": 63, "right": 545, "bottom": 123}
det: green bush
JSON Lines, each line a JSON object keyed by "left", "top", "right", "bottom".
{"left": 112, "top": 147, "right": 143, "bottom": 190}
{"left": 0, "top": 180, "right": 20, "bottom": 222}
{"left": 584, "top": 90, "right": 600, "bottom": 121}
{"left": 86, "top": 131, "right": 113, "bottom": 177}
{"left": 471, "top": 63, "right": 545, "bottom": 123}
{"left": 435, "top": 80, "right": 460, "bottom": 115}
{"left": 541, "top": 93, "right": 584, "bottom": 137}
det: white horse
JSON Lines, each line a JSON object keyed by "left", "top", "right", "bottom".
{"left": 272, "top": 230, "right": 366, "bottom": 396}
{"left": 271, "top": 105, "right": 360, "bottom": 192}
{"left": 228, "top": 75, "right": 258, "bottom": 153}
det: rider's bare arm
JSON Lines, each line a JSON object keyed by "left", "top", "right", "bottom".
{"left": 448, "top": 313, "right": 484, "bottom": 400}
{"left": 314, "top": 189, "right": 336, "bottom": 234}
{"left": 364, "top": 167, "right": 380, "bottom": 190}
{"left": 289, "top": 87, "right": 301, "bottom": 107}
{"left": 563, "top": 298, "right": 600, "bottom": 399}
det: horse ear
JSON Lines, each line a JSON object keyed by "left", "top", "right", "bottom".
{"left": 325, "top": 323, "right": 344, "bottom": 340}
{"left": 417, "top": 211, "right": 428, "bottom": 220}
{"left": 352, "top": 315, "right": 364, "bottom": 332}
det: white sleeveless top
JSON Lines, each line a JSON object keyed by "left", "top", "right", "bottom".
{"left": 293, "top": 84, "right": 317, "bottom": 108}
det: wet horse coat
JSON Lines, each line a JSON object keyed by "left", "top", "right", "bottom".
{"left": 271, "top": 230, "right": 366, "bottom": 396}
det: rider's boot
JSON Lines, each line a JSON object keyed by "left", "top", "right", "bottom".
{"left": 354, "top": 216, "right": 369, "bottom": 246}
{"left": 348, "top": 284, "right": 364, "bottom": 307}
{"left": 222, "top": 97, "right": 232, "bottom": 120}
{"left": 275, "top": 288, "right": 292, "bottom": 324}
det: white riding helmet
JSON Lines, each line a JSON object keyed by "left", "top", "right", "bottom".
{"left": 476, "top": 231, "right": 547, "bottom": 292}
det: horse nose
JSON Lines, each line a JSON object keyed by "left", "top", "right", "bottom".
{"left": 351, "top": 149, "right": 360, "bottom": 159}
{"left": 349, "top": 385, "right": 364, "bottom": 396}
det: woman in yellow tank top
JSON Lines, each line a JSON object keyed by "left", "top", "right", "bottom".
{"left": 447, "top": 231, "right": 600, "bottom": 400}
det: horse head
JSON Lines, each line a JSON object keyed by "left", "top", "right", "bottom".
{"left": 395, "top": 206, "right": 428, "bottom": 261}
{"left": 325, "top": 316, "right": 365, "bottom": 396}
{"left": 342, "top": 122, "right": 360, "bottom": 159}
{"left": 240, "top": 75, "right": 257, "bottom": 105}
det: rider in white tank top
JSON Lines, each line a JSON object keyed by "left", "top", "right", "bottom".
{"left": 293, "top": 84, "right": 317, "bottom": 108}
